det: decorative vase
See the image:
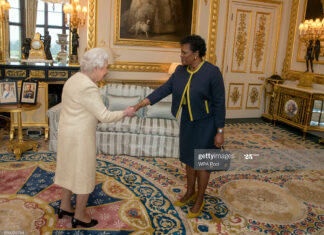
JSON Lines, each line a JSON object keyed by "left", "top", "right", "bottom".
{"left": 56, "top": 34, "right": 68, "bottom": 65}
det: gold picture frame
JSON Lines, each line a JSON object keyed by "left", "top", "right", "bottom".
{"left": 227, "top": 83, "right": 244, "bottom": 109}
{"left": 246, "top": 83, "right": 262, "bottom": 109}
{"left": 114, "top": 0, "right": 198, "bottom": 48}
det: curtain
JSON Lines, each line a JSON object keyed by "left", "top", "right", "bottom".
{"left": 4, "top": 11, "right": 9, "bottom": 61}
{"left": 25, "top": 0, "right": 38, "bottom": 39}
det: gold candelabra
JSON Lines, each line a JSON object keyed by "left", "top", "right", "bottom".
{"left": 0, "top": 0, "right": 10, "bottom": 22}
{"left": 299, "top": 18, "right": 324, "bottom": 43}
{"left": 63, "top": 0, "right": 87, "bottom": 29}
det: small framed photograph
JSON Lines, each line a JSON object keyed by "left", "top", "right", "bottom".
{"left": 20, "top": 81, "right": 38, "bottom": 104}
{"left": 0, "top": 80, "right": 18, "bottom": 105}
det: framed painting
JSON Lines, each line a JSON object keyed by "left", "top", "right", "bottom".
{"left": 114, "top": 0, "right": 198, "bottom": 48}
{"left": 246, "top": 83, "right": 262, "bottom": 109}
{"left": 20, "top": 81, "right": 38, "bottom": 105}
{"left": 227, "top": 83, "right": 244, "bottom": 110}
{"left": 0, "top": 80, "right": 18, "bottom": 105}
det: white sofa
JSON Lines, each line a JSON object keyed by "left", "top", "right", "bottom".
{"left": 47, "top": 84, "right": 180, "bottom": 158}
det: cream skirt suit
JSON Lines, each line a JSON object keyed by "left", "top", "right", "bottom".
{"left": 54, "top": 72, "right": 124, "bottom": 194}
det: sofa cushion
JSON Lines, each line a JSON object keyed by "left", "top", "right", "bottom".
{"left": 97, "top": 116, "right": 142, "bottom": 134}
{"left": 107, "top": 95, "right": 141, "bottom": 114}
{"left": 146, "top": 102, "right": 175, "bottom": 120}
{"left": 140, "top": 118, "right": 179, "bottom": 137}
{"left": 100, "top": 84, "right": 145, "bottom": 117}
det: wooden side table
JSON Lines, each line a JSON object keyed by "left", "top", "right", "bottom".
{"left": 0, "top": 103, "right": 41, "bottom": 159}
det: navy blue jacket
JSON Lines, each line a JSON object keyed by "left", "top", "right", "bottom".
{"left": 146, "top": 61, "right": 225, "bottom": 128}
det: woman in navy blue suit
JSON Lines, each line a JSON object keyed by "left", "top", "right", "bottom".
{"left": 133, "top": 35, "right": 225, "bottom": 218}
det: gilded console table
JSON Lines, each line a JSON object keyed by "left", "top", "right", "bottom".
{"left": 0, "top": 62, "right": 80, "bottom": 140}
{"left": 273, "top": 84, "right": 324, "bottom": 139}
{"left": 0, "top": 103, "right": 41, "bottom": 159}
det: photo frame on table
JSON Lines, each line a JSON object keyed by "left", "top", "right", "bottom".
{"left": 114, "top": 0, "right": 197, "bottom": 48}
{"left": 0, "top": 80, "right": 18, "bottom": 105}
{"left": 20, "top": 81, "right": 38, "bottom": 105}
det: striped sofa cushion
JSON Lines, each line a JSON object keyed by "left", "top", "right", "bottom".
{"left": 100, "top": 84, "right": 146, "bottom": 117}
{"left": 96, "top": 116, "right": 142, "bottom": 134}
{"left": 140, "top": 118, "right": 179, "bottom": 137}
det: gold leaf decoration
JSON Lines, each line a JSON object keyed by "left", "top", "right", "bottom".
{"left": 249, "top": 87, "right": 259, "bottom": 104}
{"left": 235, "top": 13, "right": 248, "bottom": 67}
{"left": 230, "top": 87, "right": 241, "bottom": 104}
{"left": 254, "top": 14, "right": 267, "bottom": 68}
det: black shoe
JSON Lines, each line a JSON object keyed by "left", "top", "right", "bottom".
{"left": 57, "top": 208, "right": 75, "bottom": 219}
{"left": 71, "top": 217, "right": 98, "bottom": 228}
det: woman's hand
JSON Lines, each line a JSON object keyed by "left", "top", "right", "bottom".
{"left": 214, "top": 132, "right": 224, "bottom": 148}
{"left": 123, "top": 106, "right": 136, "bottom": 117}
{"left": 132, "top": 98, "right": 151, "bottom": 111}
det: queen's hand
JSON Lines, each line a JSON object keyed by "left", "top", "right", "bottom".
{"left": 123, "top": 106, "right": 136, "bottom": 117}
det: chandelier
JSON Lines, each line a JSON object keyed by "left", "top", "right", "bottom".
{"left": 0, "top": 0, "right": 10, "bottom": 22}
{"left": 299, "top": 18, "right": 324, "bottom": 43}
{"left": 298, "top": 18, "right": 324, "bottom": 73}
{"left": 63, "top": 0, "right": 87, "bottom": 29}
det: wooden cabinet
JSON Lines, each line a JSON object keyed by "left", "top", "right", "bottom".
{"left": 272, "top": 84, "right": 324, "bottom": 139}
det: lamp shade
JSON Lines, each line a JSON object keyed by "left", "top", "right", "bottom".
{"left": 168, "top": 63, "right": 181, "bottom": 75}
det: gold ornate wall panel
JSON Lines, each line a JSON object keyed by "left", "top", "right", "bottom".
{"left": 206, "top": 0, "right": 219, "bottom": 64}
{"left": 227, "top": 83, "right": 244, "bottom": 109}
{"left": 231, "top": 10, "right": 252, "bottom": 73}
{"left": 87, "top": 0, "right": 97, "bottom": 50}
{"left": 108, "top": 62, "right": 170, "bottom": 73}
{"left": 246, "top": 83, "right": 262, "bottom": 109}
{"left": 282, "top": 0, "right": 324, "bottom": 84}
{"left": 250, "top": 12, "right": 270, "bottom": 74}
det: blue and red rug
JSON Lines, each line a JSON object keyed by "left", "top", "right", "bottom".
{"left": 0, "top": 151, "right": 324, "bottom": 234}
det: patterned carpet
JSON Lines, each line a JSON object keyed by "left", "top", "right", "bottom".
{"left": 0, "top": 121, "right": 324, "bottom": 234}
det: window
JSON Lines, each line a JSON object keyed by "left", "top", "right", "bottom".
{"left": 36, "top": 2, "right": 69, "bottom": 60}
{"left": 8, "top": 0, "right": 24, "bottom": 60}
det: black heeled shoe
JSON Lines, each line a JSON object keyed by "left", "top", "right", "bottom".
{"left": 71, "top": 217, "right": 98, "bottom": 228}
{"left": 57, "top": 208, "right": 75, "bottom": 219}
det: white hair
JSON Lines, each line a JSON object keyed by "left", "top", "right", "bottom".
{"left": 80, "top": 48, "right": 109, "bottom": 73}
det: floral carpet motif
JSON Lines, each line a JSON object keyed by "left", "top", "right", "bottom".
{"left": 0, "top": 121, "right": 324, "bottom": 234}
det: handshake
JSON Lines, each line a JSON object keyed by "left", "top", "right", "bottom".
{"left": 122, "top": 98, "right": 151, "bottom": 117}
{"left": 122, "top": 106, "right": 136, "bottom": 117}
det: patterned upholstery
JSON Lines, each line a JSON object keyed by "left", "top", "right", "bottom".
{"left": 97, "top": 116, "right": 142, "bottom": 134}
{"left": 140, "top": 118, "right": 179, "bottom": 137}
{"left": 47, "top": 84, "right": 180, "bottom": 158}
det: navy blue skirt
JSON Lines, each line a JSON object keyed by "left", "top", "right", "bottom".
{"left": 179, "top": 106, "right": 217, "bottom": 169}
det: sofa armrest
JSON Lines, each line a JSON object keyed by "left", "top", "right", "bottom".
{"left": 47, "top": 103, "right": 62, "bottom": 135}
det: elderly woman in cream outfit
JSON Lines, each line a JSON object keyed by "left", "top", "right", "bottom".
{"left": 54, "top": 48, "right": 135, "bottom": 228}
